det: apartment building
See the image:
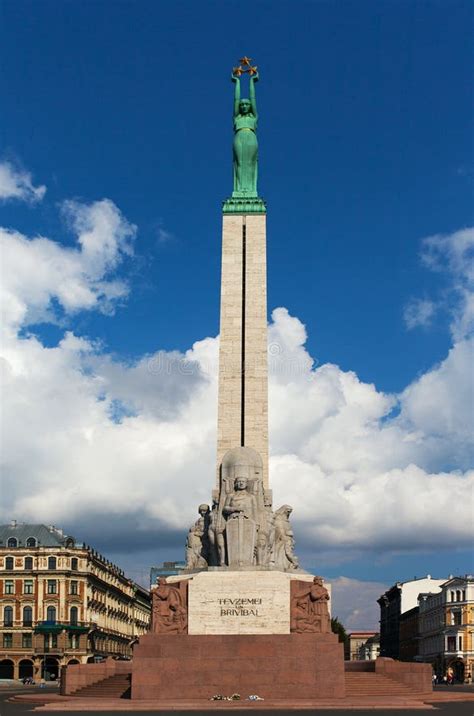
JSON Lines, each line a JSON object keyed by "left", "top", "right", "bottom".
{"left": 0, "top": 523, "right": 151, "bottom": 680}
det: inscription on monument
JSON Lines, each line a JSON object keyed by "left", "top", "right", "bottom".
{"left": 218, "top": 597, "right": 262, "bottom": 617}
{"left": 187, "top": 571, "right": 297, "bottom": 634}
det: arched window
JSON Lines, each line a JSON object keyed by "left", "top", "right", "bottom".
{"left": 46, "top": 606, "right": 56, "bottom": 623}
{"left": 4, "top": 606, "right": 13, "bottom": 626}
{"left": 48, "top": 557, "right": 57, "bottom": 570}
{"left": 26, "top": 537, "right": 37, "bottom": 547}
{"left": 5, "top": 557, "right": 13, "bottom": 570}
{"left": 450, "top": 591, "right": 455, "bottom": 602}
{"left": 24, "top": 557, "right": 33, "bottom": 570}
{"left": 70, "top": 606, "right": 78, "bottom": 625}
{"left": 456, "top": 590, "right": 461, "bottom": 601}
{"left": 23, "top": 606, "right": 33, "bottom": 626}
{"left": 7, "top": 537, "right": 17, "bottom": 548}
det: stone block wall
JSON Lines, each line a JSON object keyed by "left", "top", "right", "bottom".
{"left": 132, "top": 632, "right": 345, "bottom": 700}
{"left": 375, "top": 657, "right": 432, "bottom": 693}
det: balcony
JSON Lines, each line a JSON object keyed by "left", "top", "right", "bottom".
{"left": 34, "top": 621, "right": 90, "bottom": 635}
{"left": 34, "top": 647, "right": 64, "bottom": 655}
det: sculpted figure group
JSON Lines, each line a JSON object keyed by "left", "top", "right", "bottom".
{"left": 185, "top": 447, "right": 299, "bottom": 571}
{"left": 290, "top": 577, "right": 331, "bottom": 633}
{"left": 151, "top": 578, "right": 188, "bottom": 634}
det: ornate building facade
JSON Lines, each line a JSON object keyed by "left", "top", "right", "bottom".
{"left": 0, "top": 523, "right": 150, "bottom": 680}
{"left": 418, "top": 575, "right": 474, "bottom": 683}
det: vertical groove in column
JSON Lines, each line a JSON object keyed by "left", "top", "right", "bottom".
{"left": 240, "top": 218, "right": 246, "bottom": 447}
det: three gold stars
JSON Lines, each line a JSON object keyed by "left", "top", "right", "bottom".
{"left": 233, "top": 56, "right": 258, "bottom": 76}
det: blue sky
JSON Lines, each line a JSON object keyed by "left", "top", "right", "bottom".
{"left": 1, "top": 1, "right": 473, "bottom": 628}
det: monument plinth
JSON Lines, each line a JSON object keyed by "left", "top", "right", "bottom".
{"left": 132, "top": 58, "right": 345, "bottom": 701}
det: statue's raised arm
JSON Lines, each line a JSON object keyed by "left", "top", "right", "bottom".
{"left": 249, "top": 70, "right": 258, "bottom": 120}
{"left": 232, "top": 72, "right": 241, "bottom": 118}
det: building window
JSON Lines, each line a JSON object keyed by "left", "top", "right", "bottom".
{"left": 447, "top": 636, "right": 456, "bottom": 651}
{"left": 70, "top": 606, "right": 78, "bottom": 625}
{"left": 68, "top": 633, "right": 78, "bottom": 649}
{"left": 44, "top": 633, "right": 57, "bottom": 650}
{"left": 450, "top": 591, "right": 455, "bottom": 602}
{"left": 23, "top": 606, "right": 33, "bottom": 626}
{"left": 462, "top": 590, "right": 466, "bottom": 601}
{"left": 5, "top": 557, "right": 13, "bottom": 570}
{"left": 24, "top": 557, "right": 33, "bottom": 570}
{"left": 70, "top": 581, "right": 78, "bottom": 595}
{"left": 46, "top": 606, "right": 56, "bottom": 623}
{"left": 3, "top": 633, "right": 12, "bottom": 648}
{"left": 4, "top": 606, "right": 13, "bottom": 626}
{"left": 459, "top": 635, "right": 463, "bottom": 650}
{"left": 47, "top": 557, "right": 57, "bottom": 570}
{"left": 452, "top": 611, "right": 462, "bottom": 626}
{"left": 47, "top": 580, "right": 57, "bottom": 594}
{"left": 71, "top": 558, "right": 78, "bottom": 571}
{"left": 26, "top": 537, "right": 37, "bottom": 547}
{"left": 22, "top": 633, "right": 32, "bottom": 648}
{"left": 24, "top": 580, "right": 33, "bottom": 595}
{"left": 4, "top": 579, "right": 14, "bottom": 595}
{"left": 7, "top": 537, "right": 17, "bottom": 548}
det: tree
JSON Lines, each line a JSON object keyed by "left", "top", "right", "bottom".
{"left": 331, "top": 616, "right": 348, "bottom": 644}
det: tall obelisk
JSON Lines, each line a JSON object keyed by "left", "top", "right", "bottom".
{"left": 185, "top": 58, "right": 299, "bottom": 573}
{"left": 216, "top": 58, "right": 269, "bottom": 489}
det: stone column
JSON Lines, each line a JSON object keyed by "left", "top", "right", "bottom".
{"left": 216, "top": 213, "right": 268, "bottom": 488}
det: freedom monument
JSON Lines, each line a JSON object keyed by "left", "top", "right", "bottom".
{"left": 132, "top": 58, "right": 345, "bottom": 700}
{"left": 60, "top": 59, "right": 434, "bottom": 707}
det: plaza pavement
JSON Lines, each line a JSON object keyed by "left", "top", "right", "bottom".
{"left": 3, "top": 684, "right": 474, "bottom": 713}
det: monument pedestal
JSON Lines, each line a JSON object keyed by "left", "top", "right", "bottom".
{"left": 132, "top": 632, "right": 345, "bottom": 700}
{"left": 134, "top": 570, "right": 344, "bottom": 701}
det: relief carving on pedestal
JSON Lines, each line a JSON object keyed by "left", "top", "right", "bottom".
{"left": 151, "top": 577, "right": 188, "bottom": 634}
{"left": 290, "top": 577, "right": 331, "bottom": 633}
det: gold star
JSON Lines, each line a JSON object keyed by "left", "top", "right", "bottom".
{"left": 239, "top": 56, "right": 252, "bottom": 67}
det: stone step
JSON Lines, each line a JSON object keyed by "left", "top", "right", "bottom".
{"left": 73, "top": 673, "right": 131, "bottom": 699}
{"left": 345, "top": 673, "right": 419, "bottom": 697}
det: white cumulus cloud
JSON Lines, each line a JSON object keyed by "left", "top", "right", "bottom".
{"left": 406, "top": 227, "right": 474, "bottom": 340}
{"left": 0, "top": 199, "right": 136, "bottom": 332}
{"left": 0, "top": 193, "right": 472, "bottom": 575}
{"left": 404, "top": 298, "right": 437, "bottom": 329}
{"left": 0, "top": 160, "right": 46, "bottom": 203}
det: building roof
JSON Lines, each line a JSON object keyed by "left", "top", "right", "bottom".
{"left": 0, "top": 522, "right": 77, "bottom": 548}
{"left": 442, "top": 575, "right": 473, "bottom": 588}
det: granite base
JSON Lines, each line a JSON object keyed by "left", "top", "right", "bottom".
{"left": 131, "top": 632, "right": 345, "bottom": 700}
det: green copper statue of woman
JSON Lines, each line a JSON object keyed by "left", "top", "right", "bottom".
{"left": 232, "top": 69, "right": 259, "bottom": 196}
